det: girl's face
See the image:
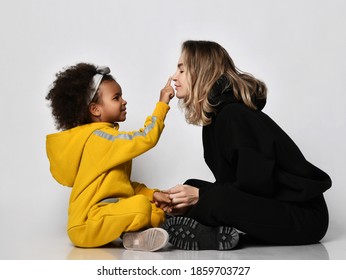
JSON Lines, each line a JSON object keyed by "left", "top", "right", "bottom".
{"left": 96, "top": 80, "right": 127, "bottom": 123}
{"left": 172, "top": 53, "right": 190, "bottom": 99}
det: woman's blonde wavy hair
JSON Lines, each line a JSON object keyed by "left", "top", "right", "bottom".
{"left": 179, "top": 40, "right": 267, "bottom": 126}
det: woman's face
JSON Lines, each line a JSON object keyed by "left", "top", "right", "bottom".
{"left": 172, "top": 53, "right": 190, "bottom": 99}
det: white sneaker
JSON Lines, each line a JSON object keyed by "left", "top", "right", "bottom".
{"left": 122, "top": 228, "right": 169, "bottom": 252}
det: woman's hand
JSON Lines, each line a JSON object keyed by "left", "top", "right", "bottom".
{"left": 165, "top": 184, "right": 199, "bottom": 215}
{"left": 160, "top": 77, "right": 175, "bottom": 104}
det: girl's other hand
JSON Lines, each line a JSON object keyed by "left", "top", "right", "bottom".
{"left": 153, "top": 191, "right": 171, "bottom": 211}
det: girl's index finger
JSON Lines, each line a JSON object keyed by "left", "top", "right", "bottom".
{"left": 166, "top": 77, "right": 172, "bottom": 86}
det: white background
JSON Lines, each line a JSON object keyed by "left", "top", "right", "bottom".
{"left": 0, "top": 0, "right": 345, "bottom": 259}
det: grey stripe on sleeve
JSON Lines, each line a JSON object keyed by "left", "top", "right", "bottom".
{"left": 93, "top": 116, "right": 157, "bottom": 142}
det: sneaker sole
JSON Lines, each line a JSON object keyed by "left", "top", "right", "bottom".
{"left": 163, "top": 216, "right": 239, "bottom": 250}
{"left": 122, "top": 228, "right": 169, "bottom": 252}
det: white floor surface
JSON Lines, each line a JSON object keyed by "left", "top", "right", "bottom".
{"left": 1, "top": 222, "right": 345, "bottom": 260}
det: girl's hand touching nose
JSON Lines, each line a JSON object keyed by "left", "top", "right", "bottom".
{"left": 160, "top": 77, "right": 175, "bottom": 104}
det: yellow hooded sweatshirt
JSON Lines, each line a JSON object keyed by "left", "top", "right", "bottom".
{"left": 46, "top": 102, "right": 169, "bottom": 247}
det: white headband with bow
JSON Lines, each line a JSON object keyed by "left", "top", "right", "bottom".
{"left": 88, "top": 66, "right": 111, "bottom": 104}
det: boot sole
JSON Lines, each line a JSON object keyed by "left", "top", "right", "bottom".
{"left": 163, "top": 216, "right": 239, "bottom": 250}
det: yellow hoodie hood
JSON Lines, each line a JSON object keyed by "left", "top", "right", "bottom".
{"left": 46, "top": 123, "right": 111, "bottom": 187}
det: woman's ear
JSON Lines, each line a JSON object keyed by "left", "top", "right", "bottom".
{"left": 89, "top": 102, "right": 101, "bottom": 117}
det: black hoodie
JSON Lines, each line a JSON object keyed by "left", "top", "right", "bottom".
{"left": 201, "top": 78, "right": 331, "bottom": 202}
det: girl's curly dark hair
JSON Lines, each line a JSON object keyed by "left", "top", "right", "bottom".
{"left": 46, "top": 63, "right": 114, "bottom": 130}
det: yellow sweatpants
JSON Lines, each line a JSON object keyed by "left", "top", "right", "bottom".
{"left": 67, "top": 194, "right": 165, "bottom": 248}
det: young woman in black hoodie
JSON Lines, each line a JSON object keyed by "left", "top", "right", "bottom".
{"left": 162, "top": 40, "right": 332, "bottom": 250}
